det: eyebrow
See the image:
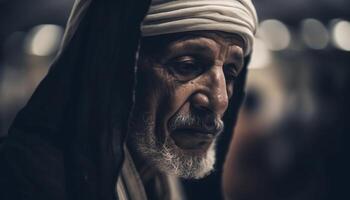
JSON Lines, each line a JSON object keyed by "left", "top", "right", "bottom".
{"left": 166, "top": 38, "right": 216, "bottom": 58}
{"left": 164, "top": 35, "right": 244, "bottom": 67}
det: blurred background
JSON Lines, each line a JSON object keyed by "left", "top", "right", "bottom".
{"left": 0, "top": 0, "right": 349, "bottom": 199}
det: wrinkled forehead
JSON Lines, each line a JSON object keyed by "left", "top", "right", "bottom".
{"left": 178, "top": 31, "right": 245, "bottom": 48}
{"left": 139, "top": 31, "right": 245, "bottom": 57}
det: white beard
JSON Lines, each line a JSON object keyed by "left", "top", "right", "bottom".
{"left": 129, "top": 114, "right": 216, "bottom": 179}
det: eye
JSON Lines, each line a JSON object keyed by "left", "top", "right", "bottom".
{"left": 166, "top": 56, "right": 206, "bottom": 81}
{"left": 224, "top": 64, "right": 238, "bottom": 83}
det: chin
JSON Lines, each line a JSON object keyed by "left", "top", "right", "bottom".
{"left": 131, "top": 128, "right": 217, "bottom": 179}
{"left": 159, "top": 135, "right": 217, "bottom": 179}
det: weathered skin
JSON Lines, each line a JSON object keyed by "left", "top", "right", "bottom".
{"left": 128, "top": 31, "right": 245, "bottom": 176}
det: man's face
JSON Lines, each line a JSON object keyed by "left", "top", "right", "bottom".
{"left": 128, "top": 31, "right": 244, "bottom": 179}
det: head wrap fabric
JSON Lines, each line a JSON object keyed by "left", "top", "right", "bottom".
{"left": 141, "top": 0, "right": 258, "bottom": 56}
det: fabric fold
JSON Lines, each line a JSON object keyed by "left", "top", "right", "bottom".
{"left": 142, "top": 0, "right": 258, "bottom": 55}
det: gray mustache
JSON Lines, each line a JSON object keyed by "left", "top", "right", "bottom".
{"left": 169, "top": 112, "right": 224, "bottom": 135}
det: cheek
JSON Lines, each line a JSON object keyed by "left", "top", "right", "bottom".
{"left": 151, "top": 69, "right": 196, "bottom": 134}
{"left": 153, "top": 69, "right": 192, "bottom": 122}
{"left": 135, "top": 66, "right": 196, "bottom": 140}
{"left": 136, "top": 68, "right": 180, "bottom": 131}
{"left": 134, "top": 69, "right": 162, "bottom": 113}
{"left": 166, "top": 84, "right": 194, "bottom": 116}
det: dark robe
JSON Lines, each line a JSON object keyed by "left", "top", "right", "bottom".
{"left": 0, "top": 0, "right": 249, "bottom": 199}
{"left": 0, "top": 0, "right": 150, "bottom": 199}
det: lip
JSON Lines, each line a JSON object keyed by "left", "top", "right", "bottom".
{"left": 170, "top": 128, "right": 215, "bottom": 152}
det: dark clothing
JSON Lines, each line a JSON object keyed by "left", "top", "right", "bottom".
{"left": 0, "top": 0, "right": 248, "bottom": 199}
{"left": 116, "top": 147, "right": 185, "bottom": 200}
{"left": 0, "top": 0, "right": 150, "bottom": 199}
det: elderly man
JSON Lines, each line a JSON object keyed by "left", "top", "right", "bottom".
{"left": 0, "top": 0, "right": 257, "bottom": 200}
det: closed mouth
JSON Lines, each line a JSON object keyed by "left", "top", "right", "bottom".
{"left": 170, "top": 128, "right": 216, "bottom": 151}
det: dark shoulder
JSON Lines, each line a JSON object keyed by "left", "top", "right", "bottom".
{"left": 0, "top": 132, "right": 66, "bottom": 200}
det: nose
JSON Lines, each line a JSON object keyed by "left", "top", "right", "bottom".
{"left": 191, "top": 67, "right": 229, "bottom": 117}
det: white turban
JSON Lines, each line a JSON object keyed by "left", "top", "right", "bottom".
{"left": 141, "top": 0, "right": 258, "bottom": 56}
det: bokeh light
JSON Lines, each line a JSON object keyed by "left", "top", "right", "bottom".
{"left": 249, "top": 38, "right": 273, "bottom": 69}
{"left": 259, "top": 19, "right": 291, "bottom": 51}
{"left": 25, "top": 24, "right": 64, "bottom": 56}
{"left": 301, "top": 18, "right": 329, "bottom": 49}
{"left": 331, "top": 20, "right": 350, "bottom": 51}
